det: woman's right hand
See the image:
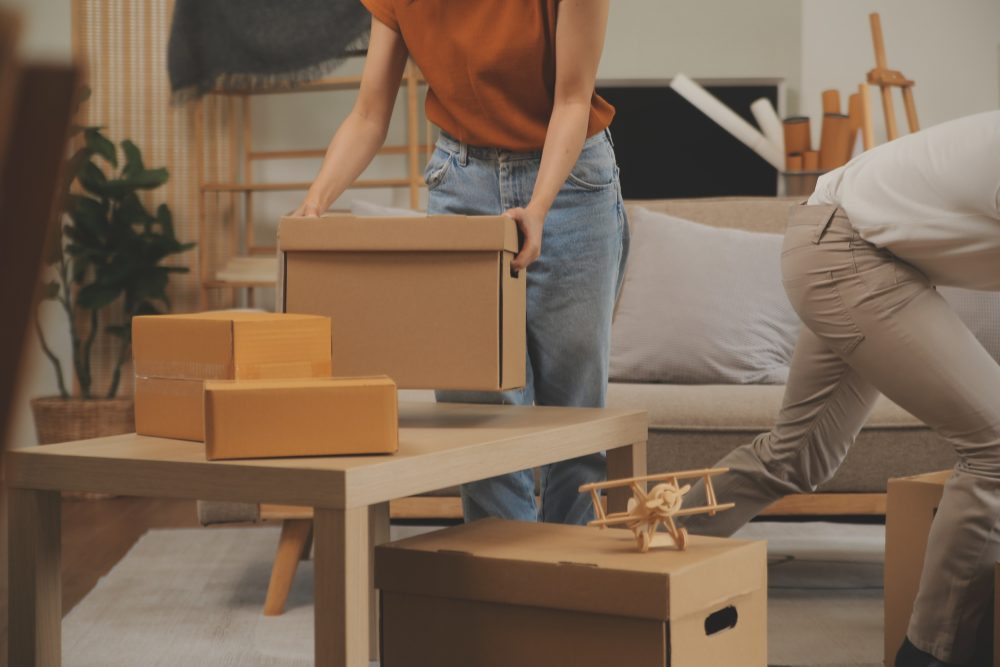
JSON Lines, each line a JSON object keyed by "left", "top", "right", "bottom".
{"left": 290, "top": 200, "right": 323, "bottom": 217}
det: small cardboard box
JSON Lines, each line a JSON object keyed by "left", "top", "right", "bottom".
{"left": 279, "top": 215, "right": 526, "bottom": 391}
{"left": 133, "top": 311, "right": 332, "bottom": 441}
{"left": 375, "top": 519, "right": 767, "bottom": 667}
{"left": 204, "top": 376, "right": 398, "bottom": 460}
{"left": 884, "top": 471, "right": 950, "bottom": 665}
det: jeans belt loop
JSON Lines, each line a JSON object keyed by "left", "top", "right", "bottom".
{"left": 813, "top": 207, "right": 840, "bottom": 244}
{"left": 458, "top": 140, "right": 468, "bottom": 167}
{"left": 604, "top": 127, "right": 614, "bottom": 147}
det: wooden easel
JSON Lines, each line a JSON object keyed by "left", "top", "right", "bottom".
{"left": 861, "top": 12, "right": 919, "bottom": 149}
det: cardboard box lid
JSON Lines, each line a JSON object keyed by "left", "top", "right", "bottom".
{"left": 278, "top": 214, "right": 519, "bottom": 253}
{"left": 133, "top": 311, "right": 331, "bottom": 380}
{"left": 375, "top": 518, "right": 765, "bottom": 622}
{"left": 204, "top": 375, "right": 396, "bottom": 393}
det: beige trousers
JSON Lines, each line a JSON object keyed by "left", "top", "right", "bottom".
{"left": 684, "top": 205, "right": 1000, "bottom": 664}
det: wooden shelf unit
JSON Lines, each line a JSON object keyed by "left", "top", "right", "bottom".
{"left": 195, "top": 61, "right": 434, "bottom": 309}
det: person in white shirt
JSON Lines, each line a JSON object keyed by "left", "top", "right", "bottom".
{"left": 683, "top": 110, "right": 1000, "bottom": 667}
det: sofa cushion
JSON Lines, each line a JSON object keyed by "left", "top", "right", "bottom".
{"left": 610, "top": 206, "right": 800, "bottom": 384}
{"left": 624, "top": 197, "right": 798, "bottom": 235}
{"left": 939, "top": 287, "right": 1000, "bottom": 364}
{"left": 606, "top": 383, "right": 923, "bottom": 431}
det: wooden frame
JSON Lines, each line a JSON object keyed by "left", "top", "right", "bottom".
{"left": 864, "top": 12, "right": 919, "bottom": 145}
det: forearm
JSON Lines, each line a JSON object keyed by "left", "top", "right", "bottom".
{"left": 529, "top": 100, "right": 592, "bottom": 214}
{"left": 303, "top": 110, "right": 389, "bottom": 212}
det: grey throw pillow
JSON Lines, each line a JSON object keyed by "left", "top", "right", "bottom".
{"left": 610, "top": 206, "right": 800, "bottom": 384}
{"left": 939, "top": 287, "right": 1000, "bottom": 364}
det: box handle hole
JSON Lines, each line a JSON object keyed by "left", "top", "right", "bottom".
{"left": 510, "top": 266, "right": 520, "bottom": 279}
{"left": 704, "top": 606, "right": 738, "bottom": 636}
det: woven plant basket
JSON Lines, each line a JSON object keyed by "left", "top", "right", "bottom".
{"left": 31, "top": 397, "right": 135, "bottom": 500}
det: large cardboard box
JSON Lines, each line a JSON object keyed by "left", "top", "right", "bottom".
{"left": 884, "top": 471, "right": 950, "bottom": 665}
{"left": 203, "top": 376, "right": 398, "bottom": 460}
{"left": 376, "top": 518, "right": 767, "bottom": 667}
{"left": 885, "top": 470, "right": 998, "bottom": 666}
{"left": 133, "top": 311, "right": 332, "bottom": 441}
{"left": 279, "top": 215, "right": 526, "bottom": 391}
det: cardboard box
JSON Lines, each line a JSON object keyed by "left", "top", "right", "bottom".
{"left": 885, "top": 470, "right": 998, "bottom": 666}
{"left": 204, "top": 376, "right": 398, "bottom": 460}
{"left": 134, "top": 377, "right": 204, "bottom": 441}
{"left": 375, "top": 518, "right": 767, "bottom": 667}
{"left": 279, "top": 215, "right": 526, "bottom": 391}
{"left": 133, "top": 311, "right": 333, "bottom": 440}
{"left": 884, "top": 471, "right": 952, "bottom": 665}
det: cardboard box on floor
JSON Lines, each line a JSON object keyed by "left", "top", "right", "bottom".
{"left": 132, "top": 311, "right": 332, "bottom": 441}
{"left": 204, "top": 376, "right": 398, "bottom": 460}
{"left": 278, "top": 214, "right": 526, "bottom": 391}
{"left": 884, "top": 470, "right": 998, "bottom": 667}
{"left": 375, "top": 518, "right": 767, "bottom": 667}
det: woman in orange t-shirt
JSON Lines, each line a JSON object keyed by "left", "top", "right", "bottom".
{"left": 295, "top": 1, "right": 628, "bottom": 526}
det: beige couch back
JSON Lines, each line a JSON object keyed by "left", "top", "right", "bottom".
{"left": 624, "top": 197, "right": 801, "bottom": 234}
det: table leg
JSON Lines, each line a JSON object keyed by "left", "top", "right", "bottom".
{"left": 8, "top": 488, "right": 61, "bottom": 667}
{"left": 368, "top": 502, "right": 390, "bottom": 661}
{"left": 314, "top": 506, "right": 369, "bottom": 667}
{"left": 606, "top": 440, "right": 648, "bottom": 515}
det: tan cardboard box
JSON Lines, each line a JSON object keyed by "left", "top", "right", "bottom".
{"left": 279, "top": 214, "right": 526, "bottom": 391}
{"left": 884, "top": 470, "right": 997, "bottom": 666}
{"left": 376, "top": 518, "right": 767, "bottom": 667}
{"left": 204, "top": 376, "right": 398, "bottom": 460}
{"left": 133, "top": 311, "right": 333, "bottom": 440}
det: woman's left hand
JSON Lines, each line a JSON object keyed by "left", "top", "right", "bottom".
{"left": 506, "top": 205, "right": 546, "bottom": 271}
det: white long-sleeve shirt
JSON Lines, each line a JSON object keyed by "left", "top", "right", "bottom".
{"left": 809, "top": 110, "right": 1000, "bottom": 290}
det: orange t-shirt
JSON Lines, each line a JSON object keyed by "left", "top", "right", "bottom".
{"left": 360, "top": 0, "right": 615, "bottom": 152}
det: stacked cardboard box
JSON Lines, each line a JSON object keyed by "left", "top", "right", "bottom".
{"left": 133, "top": 311, "right": 397, "bottom": 459}
{"left": 279, "top": 214, "right": 526, "bottom": 391}
{"left": 376, "top": 518, "right": 767, "bottom": 666}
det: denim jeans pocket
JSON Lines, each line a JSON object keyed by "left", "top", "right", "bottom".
{"left": 566, "top": 140, "right": 617, "bottom": 191}
{"left": 423, "top": 147, "right": 455, "bottom": 190}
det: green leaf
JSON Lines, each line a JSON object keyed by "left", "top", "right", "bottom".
{"left": 78, "top": 161, "right": 109, "bottom": 196}
{"left": 68, "top": 195, "right": 108, "bottom": 241}
{"left": 76, "top": 283, "right": 120, "bottom": 310}
{"left": 120, "top": 140, "right": 144, "bottom": 179}
{"left": 85, "top": 128, "right": 117, "bottom": 168}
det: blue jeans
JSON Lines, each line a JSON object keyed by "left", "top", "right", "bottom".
{"left": 427, "top": 129, "right": 630, "bottom": 525}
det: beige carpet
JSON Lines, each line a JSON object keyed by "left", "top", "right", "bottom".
{"left": 62, "top": 522, "right": 885, "bottom": 667}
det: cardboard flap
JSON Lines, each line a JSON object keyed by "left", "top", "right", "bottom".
{"left": 375, "top": 519, "right": 765, "bottom": 621}
{"left": 278, "top": 215, "right": 519, "bottom": 253}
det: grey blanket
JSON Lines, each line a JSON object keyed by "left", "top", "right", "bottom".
{"left": 167, "top": 0, "right": 370, "bottom": 101}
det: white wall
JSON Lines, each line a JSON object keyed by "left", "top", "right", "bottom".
{"left": 2, "top": 0, "right": 74, "bottom": 449}
{"left": 601, "top": 0, "right": 803, "bottom": 109}
{"left": 801, "top": 0, "right": 1000, "bottom": 146}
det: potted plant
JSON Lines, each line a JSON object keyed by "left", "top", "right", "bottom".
{"left": 32, "top": 121, "right": 194, "bottom": 445}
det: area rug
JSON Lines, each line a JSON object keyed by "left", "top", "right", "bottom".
{"left": 63, "top": 522, "right": 886, "bottom": 667}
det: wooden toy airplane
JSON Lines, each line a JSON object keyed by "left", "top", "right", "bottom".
{"left": 579, "top": 468, "right": 735, "bottom": 553}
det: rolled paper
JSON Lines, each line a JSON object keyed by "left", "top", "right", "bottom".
{"left": 783, "top": 116, "right": 812, "bottom": 155}
{"left": 750, "top": 98, "right": 785, "bottom": 157}
{"left": 822, "top": 89, "right": 841, "bottom": 115}
{"left": 786, "top": 153, "right": 803, "bottom": 173}
{"left": 819, "top": 113, "right": 851, "bottom": 170}
{"left": 847, "top": 93, "right": 863, "bottom": 155}
{"left": 803, "top": 150, "right": 820, "bottom": 172}
{"left": 670, "top": 73, "right": 784, "bottom": 170}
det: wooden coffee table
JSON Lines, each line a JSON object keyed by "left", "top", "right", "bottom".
{"left": 5, "top": 401, "right": 647, "bottom": 667}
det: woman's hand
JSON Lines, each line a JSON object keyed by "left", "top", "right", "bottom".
{"left": 506, "top": 205, "right": 547, "bottom": 271}
{"left": 290, "top": 200, "right": 323, "bottom": 218}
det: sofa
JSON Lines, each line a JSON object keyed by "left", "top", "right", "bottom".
{"left": 604, "top": 197, "right": 956, "bottom": 516}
